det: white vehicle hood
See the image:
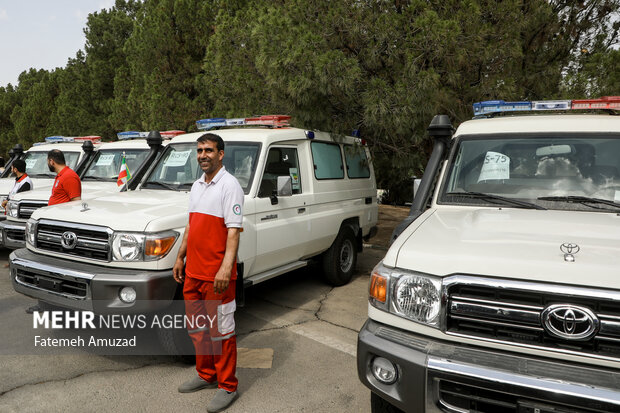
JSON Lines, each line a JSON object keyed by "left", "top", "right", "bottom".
{"left": 0, "top": 177, "right": 55, "bottom": 196}
{"left": 393, "top": 208, "right": 620, "bottom": 289}
{"left": 31, "top": 189, "right": 190, "bottom": 232}
{"left": 13, "top": 181, "right": 119, "bottom": 203}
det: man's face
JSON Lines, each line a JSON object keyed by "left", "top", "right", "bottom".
{"left": 47, "top": 159, "right": 55, "bottom": 173}
{"left": 197, "top": 140, "right": 224, "bottom": 176}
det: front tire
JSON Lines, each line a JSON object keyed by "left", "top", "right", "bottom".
{"left": 322, "top": 226, "right": 357, "bottom": 286}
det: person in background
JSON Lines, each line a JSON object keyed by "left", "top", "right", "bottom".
{"left": 1, "top": 159, "right": 33, "bottom": 210}
{"left": 25, "top": 150, "right": 81, "bottom": 314}
{"left": 47, "top": 149, "right": 81, "bottom": 205}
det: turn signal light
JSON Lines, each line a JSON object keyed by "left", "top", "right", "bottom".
{"left": 369, "top": 273, "right": 387, "bottom": 303}
{"left": 145, "top": 236, "right": 176, "bottom": 257}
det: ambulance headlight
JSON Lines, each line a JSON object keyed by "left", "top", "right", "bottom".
{"left": 26, "top": 219, "right": 37, "bottom": 246}
{"left": 392, "top": 273, "right": 442, "bottom": 327}
{"left": 112, "top": 233, "right": 144, "bottom": 261}
{"left": 7, "top": 201, "right": 19, "bottom": 218}
{"left": 112, "top": 231, "right": 178, "bottom": 261}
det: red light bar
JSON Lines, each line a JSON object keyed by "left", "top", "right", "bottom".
{"left": 245, "top": 115, "right": 291, "bottom": 127}
{"left": 74, "top": 136, "right": 102, "bottom": 143}
{"left": 571, "top": 96, "right": 620, "bottom": 110}
{"left": 161, "top": 130, "right": 185, "bottom": 138}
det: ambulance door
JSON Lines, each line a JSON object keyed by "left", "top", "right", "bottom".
{"left": 252, "top": 145, "right": 309, "bottom": 274}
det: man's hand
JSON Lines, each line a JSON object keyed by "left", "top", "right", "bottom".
{"left": 173, "top": 257, "right": 185, "bottom": 284}
{"left": 213, "top": 267, "right": 232, "bottom": 294}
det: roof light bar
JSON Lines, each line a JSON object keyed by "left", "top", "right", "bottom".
{"left": 532, "top": 100, "right": 571, "bottom": 110}
{"left": 474, "top": 96, "right": 620, "bottom": 117}
{"left": 196, "top": 115, "right": 291, "bottom": 131}
{"left": 44, "top": 136, "right": 71, "bottom": 143}
{"left": 473, "top": 100, "right": 531, "bottom": 116}
{"left": 117, "top": 131, "right": 150, "bottom": 140}
{"left": 74, "top": 136, "right": 102, "bottom": 143}
{"left": 572, "top": 96, "right": 620, "bottom": 110}
{"left": 161, "top": 130, "right": 186, "bottom": 138}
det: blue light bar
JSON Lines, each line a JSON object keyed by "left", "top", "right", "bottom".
{"left": 117, "top": 131, "right": 149, "bottom": 140}
{"left": 196, "top": 118, "right": 227, "bottom": 131}
{"left": 531, "top": 100, "right": 571, "bottom": 110}
{"left": 473, "top": 100, "right": 531, "bottom": 116}
{"left": 45, "top": 136, "right": 74, "bottom": 143}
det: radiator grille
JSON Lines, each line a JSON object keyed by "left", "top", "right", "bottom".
{"left": 446, "top": 284, "right": 620, "bottom": 360}
{"left": 36, "top": 221, "right": 111, "bottom": 261}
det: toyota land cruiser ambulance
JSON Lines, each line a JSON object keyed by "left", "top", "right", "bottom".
{"left": 358, "top": 96, "right": 620, "bottom": 413}
{"left": 0, "top": 136, "right": 100, "bottom": 219}
{"left": 10, "top": 115, "right": 378, "bottom": 351}
{"left": 0, "top": 131, "right": 182, "bottom": 249}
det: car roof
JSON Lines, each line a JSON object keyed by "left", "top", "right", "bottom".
{"left": 26, "top": 142, "right": 98, "bottom": 152}
{"left": 456, "top": 114, "right": 620, "bottom": 136}
{"left": 170, "top": 127, "right": 360, "bottom": 146}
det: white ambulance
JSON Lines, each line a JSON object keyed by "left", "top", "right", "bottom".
{"left": 0, "top": 131, "right": 181, "bottom": 248}
{"left": 0, "top": 136, "right": 101, "bottom": 219}
{"left": 358, "top": 97, "right": 620, "bottom": 413}
{"left": 10, "top": 115, "right": 378, "bottom": 350}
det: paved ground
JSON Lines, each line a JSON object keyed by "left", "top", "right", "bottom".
{"left": 0, "top": 206, "right": 410, "bottom": 413}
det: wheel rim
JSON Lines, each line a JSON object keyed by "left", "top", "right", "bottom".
{"left": 339, "top": 239, "right": 354, "bottom": 273}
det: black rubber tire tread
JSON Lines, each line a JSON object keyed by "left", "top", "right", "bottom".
{"left": 370, "top": 392, "right": 404, "bottom": 413}
{"left": 322, "top": 226, "right": 357, "bottom": 286}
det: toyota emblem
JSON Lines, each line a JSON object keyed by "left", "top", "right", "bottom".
{"left": 60, "top": 231, "right": 78, "bottom": 250}
{"left": 541, "top": 304, "right": 598, "bottom": 340}
{"left": 560, "top": 243, "right": 580, "bottom": 262}
{"left": 560, "top": 243, "right": 580, "bottom": 254}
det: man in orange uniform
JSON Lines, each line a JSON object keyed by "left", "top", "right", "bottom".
{"left": 47, "top": 149, "right": 81, "bottom": 205}
{"left": 173, "top": 133, "right": 243, "bottom": 413}
{"left": 26, "top": 149, "right": 82, "bottom": 314}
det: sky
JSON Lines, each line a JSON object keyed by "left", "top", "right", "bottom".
{"left": 0, "top": 0, "right": 115, "bottom": 88}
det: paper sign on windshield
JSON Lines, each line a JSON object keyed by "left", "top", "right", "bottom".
{"left": 96, "top": 153, "right": 116, "bottom": 166}
{"left": 164, "top": 150, "right": 191, "bottom": 167}
{"left": 478, "top": 151, "right": 510, "bottom": 182}
{"left": 25, "top": 159, "right": 37, "bottom": 170}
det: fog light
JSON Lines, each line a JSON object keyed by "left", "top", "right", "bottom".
{"left": 119, "top": 287, "right": 137, "bottom": 303}
{"left": 371, "top": 357, "right": 398, "bottom": 384}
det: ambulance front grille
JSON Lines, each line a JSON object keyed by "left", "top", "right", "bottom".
{"left": 35, "top": 220, "right": 112, "bottom": 261}
{"left": 18, "top": 201, "right": 48, "bottom": 219}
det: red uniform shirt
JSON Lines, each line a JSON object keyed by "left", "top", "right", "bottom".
{"left": 185, "top": 167, "right": 244, "bottom": 281}
{"left": 48, "top": 167, "right": 81, "bottom": 206}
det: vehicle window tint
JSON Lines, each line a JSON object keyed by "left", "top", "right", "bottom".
{"left": 258, "top": 147, "right": 301, "bottom": 197}
{"left": 344, "top": 144, "right": 370, "bottom": 178}
{"left": 311, "top": 142, "right": 344, "bottom": 179}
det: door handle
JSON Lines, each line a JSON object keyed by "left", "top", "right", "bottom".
{"left": 298, "top": 208, "right": 306, "bottom": 214}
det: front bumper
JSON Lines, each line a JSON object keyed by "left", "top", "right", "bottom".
{"left": 0, "top": 219, "right": 26, "bottom": 249}
{"left": 357, "top": 319, "right": 620, "bottom": 413}
{"left": 10, "top": 248, "right": 178, "bottom": 313}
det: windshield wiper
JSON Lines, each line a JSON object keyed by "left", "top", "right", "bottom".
{"left": 29, "top": 173, "right": 55, "bottom": 178}
{"left": 143, "top": 181, "right": 181, "bottom": 191}
{"left": 82, "top": 175, "right": 113, "bottom": 181}
{"left": 537, "top": 196, "right": 620, "bottom": 211}
{"left": 447, "top": 191, "right": 547, "bottom": 210}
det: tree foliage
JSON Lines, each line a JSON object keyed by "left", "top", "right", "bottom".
{"left": 0, "top": 0, "right": 617, "bottom": 201}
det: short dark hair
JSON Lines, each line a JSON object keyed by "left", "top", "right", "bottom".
{"left": 47, "top": 149, "right": 66, "bottom": 165}
{"left": 12, "top": 159, "right": 26, "bottom": 173}
{"left": 197, "top": 133, "right": 224, "bottom": 152}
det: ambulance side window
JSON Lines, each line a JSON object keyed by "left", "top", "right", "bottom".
{"left": 258, "top": 147, "right": 301, "bottom": 197}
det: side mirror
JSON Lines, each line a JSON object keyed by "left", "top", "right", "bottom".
{"left": 277, "top": 176, "right": 293, "bottom": 196}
